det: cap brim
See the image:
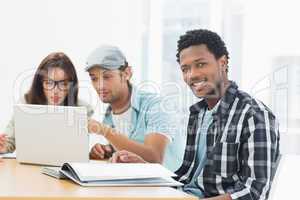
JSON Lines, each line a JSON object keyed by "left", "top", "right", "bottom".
{"left": 85, "top": 64, "right": 120, "bottom": 71}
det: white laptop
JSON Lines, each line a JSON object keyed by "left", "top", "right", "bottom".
{"left": 14, "top": 104, "right": 89, "bottom": 166}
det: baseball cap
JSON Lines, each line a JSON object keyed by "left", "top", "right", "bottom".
{"left": 85, "top": 45, "right": 127, "bottom": 71}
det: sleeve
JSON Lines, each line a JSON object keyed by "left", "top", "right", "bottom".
{"left": 2, "top": 96, "right": 27, "bottom": 153}
{"left": 3, "top": 117, "right": 16, "bottom": 153}
{"left": 229, "top": 110, "right": 280, "bottom": 200}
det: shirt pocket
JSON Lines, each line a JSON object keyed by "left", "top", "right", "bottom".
{"left": 211, "top": 142, "right": 240, "bottom": 178}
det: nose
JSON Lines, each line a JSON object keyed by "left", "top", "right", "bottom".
{"left": 190, "top": 65, "right": 199, "bottom": 77}
{"left": 53, "top": 84, "right": 60, "bottom": 92}
{"left": 50, "top": 84, "right": 61, "bottom": 96}
{"left": 186, "top": 65, "right": 200, "bottom": 84}
{"left": 94, "top": 80, "right": 105, "bottom": 92}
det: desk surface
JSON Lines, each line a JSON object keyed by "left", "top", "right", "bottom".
{"left": 0, "top": 159, "right": 197, "bottom": 200}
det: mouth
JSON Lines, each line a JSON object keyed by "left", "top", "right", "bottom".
{"left": 98, "top": 91, "right": 109, "bottom": 97}
{"left": 52, "top": 96, "right": 61, "bottom": 103}
{"left": 190, "top": 79, "right": 206, "bottom": 91}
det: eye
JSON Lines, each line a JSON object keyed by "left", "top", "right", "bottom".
{"left": 103, "top": 75, "right": 111, "bottom": 80}
{"left": 45, "top": 80, "right": 54, "bottom": 85}
{"left": 60, "top": 80, "right": 69, "bottom": 86}
{"left": 195, "top": 62, "right": 204, "bottom": 68}
{"left": 90, "top": 76, "right": 97, "bottom": 81}
{"left": 181, "top": 67, "right": 189, "bottom": 73}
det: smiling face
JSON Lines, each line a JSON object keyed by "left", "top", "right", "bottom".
{"left": 179, "top": 44, "right": 228, "bottom": 99}
{"left": 42, "top": 67, "right": 70, "bottom": 105}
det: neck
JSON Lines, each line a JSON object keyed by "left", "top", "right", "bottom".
{"left": 205, "top": 98, "right": 220, "bottom": 110}
{"left": 111, "top": 86, "right": 131, "bottom": 114}
{"left": 205, "top": 80, "right": 230, "bottom": 110}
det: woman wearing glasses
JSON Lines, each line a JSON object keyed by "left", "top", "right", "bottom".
{"left": 0, "top": 52, "right": 93, "bottom": 153}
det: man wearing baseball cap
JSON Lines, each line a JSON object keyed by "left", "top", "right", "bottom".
{"left": 86, "top": 45, "right": 185, "bottom": 171}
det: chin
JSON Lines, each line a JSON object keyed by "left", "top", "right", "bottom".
{"left": 194, "top": 93, "right": 206, "bottom": 99}
{"left": 100, "top": 98, "right": 111, "bottom": 104}
{"left": 193, "top": 87, "right": 217, "bottom": 98}
{"left": 191, "top": 89, "right": 205, "bottom": 98}
{"left": 99, "top": 95, "right": 113, "bottom": 103}
{"left": 48, "top": 100, "right": 63, "bottom": 105}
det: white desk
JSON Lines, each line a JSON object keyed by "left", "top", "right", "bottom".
{"left": 0, "top": 159, "right": 197, "bottom": 200}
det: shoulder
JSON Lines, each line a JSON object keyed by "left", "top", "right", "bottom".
{"left": 135, "top": 90, "right": 163, "bottom": 112}
{"left": 140, "top": 91, "right": 161, "bottom": 103}
{"left": 235, "top": 89, "right": 276, "bottom": 119}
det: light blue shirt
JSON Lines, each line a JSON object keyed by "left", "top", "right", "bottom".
{"left": 103, "top": 86, "right": 185, "bottom": 171}
{"left": 183, "top": 104, "right": 218, "bottom": 197}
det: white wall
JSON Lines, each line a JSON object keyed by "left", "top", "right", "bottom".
{"left": 0, "top": 0, "right": 146, "bottom": 130}
{"left": 1, "top": 0, "right": 299, "bottom": 155}
{"left": 241, "top": 0, "right": 300, "bottom": 154}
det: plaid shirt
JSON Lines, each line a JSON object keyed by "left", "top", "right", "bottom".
{"left": 175, "top": 81, "right": 280, "bottom": 200}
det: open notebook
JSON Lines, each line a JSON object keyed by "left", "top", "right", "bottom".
{"left": 42, "top": 162, "right": 183, "bottom": 187}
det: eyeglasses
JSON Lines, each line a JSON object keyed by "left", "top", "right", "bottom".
{"left": 42, "top": 79, "right": 71, "bottom": 91}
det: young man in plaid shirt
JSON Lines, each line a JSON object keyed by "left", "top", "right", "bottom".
{"left": 111, "top": 29, "right": 280, "bottom": 200}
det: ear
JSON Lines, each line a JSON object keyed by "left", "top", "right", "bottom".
{"left": 122, "top": 66, "right": 132, "bottom": 80}
{"left": 218, "top": 55, "right": 228, "bottom": 73}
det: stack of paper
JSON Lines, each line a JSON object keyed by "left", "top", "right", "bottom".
{"left": 41, "top": 167, "right": 66, "bottom": 179}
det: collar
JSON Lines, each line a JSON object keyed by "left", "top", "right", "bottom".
{"left": 189, "top": 81, "right": 238, "bottom": 116}
{"left": 105, "top": 85, "right": 142, "bottom": 117}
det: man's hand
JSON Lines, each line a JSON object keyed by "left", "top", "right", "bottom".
{"left": 110, "top": 150, "right": 147, "bottom": 163}
{"left": 0, "top": 134, "right": 7, "bottom": 154}
{"left": 88, "top": 119, "right": 112, "bottom": 136}
{"left": 88, "top": 119, "right": 102, "bottom": 135}
{"left": 90, "top": 144, "right": 114, "bottom": 159}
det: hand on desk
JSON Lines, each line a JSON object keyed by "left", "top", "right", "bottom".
{"left": 0, "top": 134, "right": 7, "bottom": 154}
{"left": 90, "top": 144, "right": 114, "bottom": 159}
{"left": 110, "top": 150, "right": 147, "bottom": 163}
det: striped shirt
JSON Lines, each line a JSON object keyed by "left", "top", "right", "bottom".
{"left": 175, "top": 81, "right": 280, "bottom": 200}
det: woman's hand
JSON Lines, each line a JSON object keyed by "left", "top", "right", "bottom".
{"left": 0, "top": 134, "right": 7, "bottom": 154}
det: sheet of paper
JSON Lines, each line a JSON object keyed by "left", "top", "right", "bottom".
{"left": 61, "top": 169, "right": 182, "bottom": 187}
{"left": 69, "top": 163, "right": 176, "bottom": 182}
{"left": 41, "top": 167, "right": 66, "bottom": 179}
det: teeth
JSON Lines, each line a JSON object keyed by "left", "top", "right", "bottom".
{"left": 192, "top": 81, "right": 205, "bottom": 87}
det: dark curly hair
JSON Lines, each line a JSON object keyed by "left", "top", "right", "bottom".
{"left": 176, "top": 29, "right": 229, "bottom": 71}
